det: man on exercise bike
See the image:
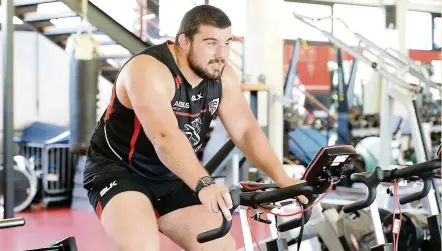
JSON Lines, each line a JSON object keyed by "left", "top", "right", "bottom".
{"left": 83, "top": 5, "right": 306, "bottom": 251}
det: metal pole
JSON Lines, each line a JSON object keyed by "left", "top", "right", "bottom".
{"left": 378, "top": 83, "right": 393, "bottom": 170}
{"left": 283, "top": 39, "right": 301, "bottom": 99}
{"left": 412, "top": 98, "right": 441, "bottom": 213}
{"left": 2, "top": 0, "right": 15, "bottom": 218}
{"left": 138, "top": 0, "right": 143, "bottom": 39}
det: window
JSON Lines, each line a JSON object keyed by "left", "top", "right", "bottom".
{"left": 406, "top": 11, "right": 432, "bottom": 50}
{"left": 159, "top": 0, "right": 205, "bottom": 37}
{"left": 208, "top": 0, "right": 246, "bottom": 37}
{"left": 434, "top": 17, "right": 441, "bottom": 49}
{"left": 280, "top": 2, "right": 332, "bottom": 41}
{"left": 332, "top": 4, "right": 385, "bottom": 46}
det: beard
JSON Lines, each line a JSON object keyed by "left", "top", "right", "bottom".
{"left": 187, "top": 45, "right": 225, "bottom": 80}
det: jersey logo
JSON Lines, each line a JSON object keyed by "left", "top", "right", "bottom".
{"left": 100, "top": 180, "right": 117, "bottom": 197}
{"left": 183, "top": 117, "right": 202, "bottom": 146}
{"left": 173, "top": 101, "right": 190, "bottom": 110}
{"left": 208, "top": 98, "right": 220, "bottom": 115}
{"left": 191, "top": 93, "right": 203, "bottom": 101}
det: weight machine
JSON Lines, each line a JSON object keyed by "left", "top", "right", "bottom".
{"left": 292, "top": 13, "right": 441, "bottom": 250}
{"left": 279, "top": 37, "right": 363, "bottom": 150}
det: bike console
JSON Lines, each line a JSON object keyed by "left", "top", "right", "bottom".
{"left": 303, "top": 145, "right": 359, "bottom": 193}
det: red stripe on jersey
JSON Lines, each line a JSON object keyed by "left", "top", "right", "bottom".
{"left": 128, "top": 116, "right": 141, "bottom": 162}
{"left": 174, "top": 109, "right": 207, "bottom": 117}
{"left": 104, "top": 85, "right": 117, "bottom": 123}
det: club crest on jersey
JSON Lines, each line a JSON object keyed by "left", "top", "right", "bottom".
{"left": 183, "top": 117, "right": 202, "bottom": 146}
{"left": 208, "top": 98, "right": 219, "bottom": 115}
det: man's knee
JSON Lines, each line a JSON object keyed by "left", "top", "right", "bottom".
{"left": 219, "top": 233, "right": 237, "bottom": 251}
{"left": 113, "top": 242, "right": 160, "bottom": 251}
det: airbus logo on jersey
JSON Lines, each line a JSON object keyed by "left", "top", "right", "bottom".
{"left": 173, "top": 101, "right": 189, "bottom": 111}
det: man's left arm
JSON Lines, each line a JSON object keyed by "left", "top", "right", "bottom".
{"left": 217, "top": 64, "right": 302, "bottom": 187}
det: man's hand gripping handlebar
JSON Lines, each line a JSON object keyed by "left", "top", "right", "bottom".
{"left": 196, "top": 181, "right": 316, "bottom": 243}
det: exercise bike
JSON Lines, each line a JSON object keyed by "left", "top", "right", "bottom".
{"left": 197, "top": 144, "right": 378, "bottom": 251}
{"left": 334, "top": 144, "right": 442, "bottom": 251}
{"left": 0, "top": 217, "right": 78, "bottom": 251}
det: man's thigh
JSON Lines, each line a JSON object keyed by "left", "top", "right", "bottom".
{"left": 153, "top": 183, "right": 236, "bottom": 251}
{"left": 86, "top": 169, "right": 161, "bottom": 251}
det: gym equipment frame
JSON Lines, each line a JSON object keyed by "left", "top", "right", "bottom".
{"left": 293, "top": 13, "right": 441, "bottom": 250}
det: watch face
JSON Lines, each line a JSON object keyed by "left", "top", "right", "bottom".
{"left": 201, "top": 176, "right": 213, "bottom": 185}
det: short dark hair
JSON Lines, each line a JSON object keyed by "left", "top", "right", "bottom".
{"left": 175, "top": 5, "right": 231, "bottom": 44}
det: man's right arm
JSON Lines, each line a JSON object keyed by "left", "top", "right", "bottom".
{"left": 120, "top": 55, "right": 233, "bottom": 220}
{"left": 120, "top": 55, "right": 207, "bottom": 191}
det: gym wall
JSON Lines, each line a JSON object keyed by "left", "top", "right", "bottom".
{"left": 0, "top": 31, "right": 38, "bottom": 130}
{"left": 0, "top": 31, "right": 112, "bottom": 153}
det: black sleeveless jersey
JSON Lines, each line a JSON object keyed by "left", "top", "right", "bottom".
{"left": 85, "top": 41, "right": 223, "bottom": 181}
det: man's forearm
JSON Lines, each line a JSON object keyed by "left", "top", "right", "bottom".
{"left": 152, "top": 130, "right": 208, "bottom": 190}
{"left": 234, "top": 124, "right": 292, "bottom": 185}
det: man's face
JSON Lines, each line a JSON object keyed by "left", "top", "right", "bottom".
{"left": 187, "top": 25, "right": 232, "bottom": 80}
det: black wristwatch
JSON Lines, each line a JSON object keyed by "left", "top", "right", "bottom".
{"left": 195, "top": 176, "right": 215, "bottom": 197}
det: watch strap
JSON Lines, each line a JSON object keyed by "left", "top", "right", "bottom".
{"left": 195, "top": 176, "right": 215, "bottom": 196}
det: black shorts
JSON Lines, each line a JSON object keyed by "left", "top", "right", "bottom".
{"left": 84, "top": 162, "right": 202, "bottom": 219}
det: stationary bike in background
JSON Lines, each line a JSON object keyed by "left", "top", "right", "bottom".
{"left": 198, "top": 144, "right": 380, "bottom": 251}
{"left": 270, "top": 143, "right": 441, "bottom": 251}
{"left": 336, "top": 143, "right": 442, "bottom": 251}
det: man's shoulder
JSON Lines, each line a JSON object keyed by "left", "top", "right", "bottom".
{"left": 220, "top": 63, "right": 240, "bottom": 87}
{"left": 125, "top": 53, "right": 171, "bottom": 77}
{"left": 138, "top": 42, "right": 166, "bottom": 55}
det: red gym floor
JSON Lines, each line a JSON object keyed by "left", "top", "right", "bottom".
{"left": 1, "top": 207, "right": 271, "bottom": 251}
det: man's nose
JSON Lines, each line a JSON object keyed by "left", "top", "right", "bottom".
{"left": 216, "top": 45, "right": 229, "bottom": 59}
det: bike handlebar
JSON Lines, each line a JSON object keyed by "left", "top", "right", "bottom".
{"left": 342, "top": 166, "right": 384, "bottom": 213}
{"left": 388, "top": 159, "right": 440, "bottom": 179}
{"left": 197, "top": 182, "right": 315, "bottom": 242}
{"left": 342, "top": 159, "right": 441, "bottom": 212}
{"left": 399, "top": 176, "right": 432, "bottom": 205}
{"left": 386, "top": 159, "right": 440, "bottom": 205}
{"left": 240, "top": 182, "right": 316, "bottom": 233}
{"left": 240, "top": 183, "right": 314, "bottom": 207}
{"left": 197, "top": 188, "right": 240, "bottom": 243}
{"left": 277, "top": 194, "right": 317, "bottom": 232}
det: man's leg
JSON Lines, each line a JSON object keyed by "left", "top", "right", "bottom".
{"left": 158, "top": 205, "right": 236, "bottom": 251}
{"left": 153, "top": 182, "right": 236, "bottom": 251}
{"left": 100, "top": 191, "right": 160, "bottom": 251}
{"left": 87, "top": 173, "right": 161, "bottom": 251}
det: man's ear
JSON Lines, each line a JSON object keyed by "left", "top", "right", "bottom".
{"left": 178, "top": 34, "right": 191, "bottom": 51}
